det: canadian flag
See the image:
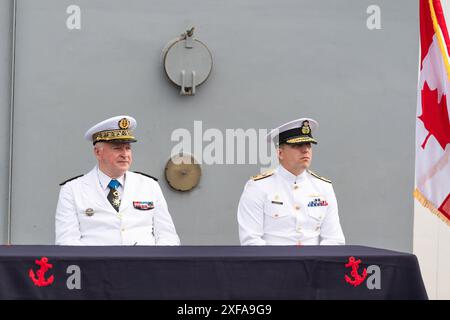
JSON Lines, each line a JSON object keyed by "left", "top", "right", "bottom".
{"left": 415, "top": 0, "right": 450, "bottom": 225}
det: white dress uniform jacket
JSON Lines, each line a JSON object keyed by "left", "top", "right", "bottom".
{"left": 55, "top": 167, "right": 180, "bottom": 245}
{"left": 237, "top": 165, "right": 345, "bottom": 245}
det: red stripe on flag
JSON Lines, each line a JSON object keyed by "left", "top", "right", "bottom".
{"left": 420, "top": 0, "right": 435, "bottom": 67}
{"left": 420, "top": 0, "right": 450, "bottom": 69}
{"left": 433, "top": 0, "right": 450, "bottom": 57}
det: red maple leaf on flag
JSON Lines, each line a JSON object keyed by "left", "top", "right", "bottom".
{"left": 418, "top": 81, "right": 450, "bottom": 150}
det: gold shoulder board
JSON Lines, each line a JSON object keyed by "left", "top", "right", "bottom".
{"left": 251, "top": 169, "right": 274, "bottom": 181}
{"left": 307, "top": 170, "right": 332, "bottom": 183}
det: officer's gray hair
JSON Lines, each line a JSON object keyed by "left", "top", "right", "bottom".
{"left": 94, "top": 142, "right": 105, "bottom": 151}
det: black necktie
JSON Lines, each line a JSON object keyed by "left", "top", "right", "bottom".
{"left": 107, "top": 179, "right": 121, "bottom": 212}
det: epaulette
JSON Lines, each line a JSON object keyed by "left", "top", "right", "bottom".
{"left": 59, "top": 174, "right": 84, "bottom": 186}
{"left": 134, "top": 171, "right": 158, "bottom": 181}
{"left": 307, "top": 170, "right": 332, "bottom": 183}
{"left": 251, "top": 169, "right": 274, "bottom": 181}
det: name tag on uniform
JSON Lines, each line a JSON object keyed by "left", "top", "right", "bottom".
{"left": 133, "top": 201, "right": 154, "bottom": 210}
{"left": 270, "top": 193, "right": 283, "bottom": 205}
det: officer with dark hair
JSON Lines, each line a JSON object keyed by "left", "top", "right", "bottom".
{"left": 237, "top": 118, "right": 345, "bottom": 246}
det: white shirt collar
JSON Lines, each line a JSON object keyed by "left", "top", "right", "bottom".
{"left": 97, "top": 166, "right": 125, "bottom": 190}
{"left": 276, "top": 164, "right": 307, "bottom": 184}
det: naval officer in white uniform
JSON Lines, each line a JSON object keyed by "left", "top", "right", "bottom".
{"left": 55, "top": 115, "right": 180, "bottom": 246}
{"left": 237, "top": 118, "right": 345, "bottom": 246}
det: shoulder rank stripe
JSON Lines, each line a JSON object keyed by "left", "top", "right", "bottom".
{"left": 251, "top": 169, "right": 274, "bottom": 181}
{"left": 134, "top": 171, "right": 158, "bottom": 181}
{"left": 307, "top": 170, "right": 332, "bottom": 183}
{"left": 59, "top": 174, "right": 84, "bottom": 186}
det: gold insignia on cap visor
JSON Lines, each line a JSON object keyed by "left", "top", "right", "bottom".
{"left": 92, "top": 129, "right": 135, "bottom": 142}
{"left": 286, "top": 136, "right": 317, "bottom": 144}
{"left": 118, "top": 118, "right": 130, "bottom": 130}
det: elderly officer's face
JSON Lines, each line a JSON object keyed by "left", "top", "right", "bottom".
{"left": 278, "top": 143, "right": 312, "bottom": 174}
{"left": 94, "top": 142, "right": 133, "bottom": 178}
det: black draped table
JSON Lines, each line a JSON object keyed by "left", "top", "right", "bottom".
{"left": 0, "top": 245, "right": 427, "bottom": 299}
